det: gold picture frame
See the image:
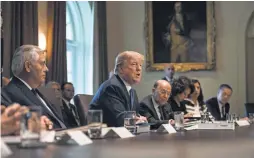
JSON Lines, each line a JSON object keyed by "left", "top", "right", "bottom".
{"left": 145, "top": 1, "right": 216, "bottom": 72}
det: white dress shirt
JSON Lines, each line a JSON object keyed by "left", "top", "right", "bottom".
{"left": 151, "top": 96, "right": 162, "bottom": 120}
{"left": 119, "top": 76, "right": 132, "bottom": 94}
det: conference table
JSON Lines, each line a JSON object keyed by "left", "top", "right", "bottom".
{"left": 7, "top": 125, "right": 254, "bottom": 158}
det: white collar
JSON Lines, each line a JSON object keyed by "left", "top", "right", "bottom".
{"left": 63, "top": 98, "right": 70, "bottom": 106}
{"left": 16, "top": 76, "right": 32, "bottom": 90}
{"left": 119, "top": 76, "right": 132, "bottom": 92}
{"left": 185, "top": 98, "right": 199, "bottom": 107}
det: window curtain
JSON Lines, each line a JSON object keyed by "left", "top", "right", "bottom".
{"left": 93, "top": 1, "right": 108, "bottom": 92}
{"left": 2, "top": 1, "right": 38, "bottom": 78}
{"left": 46, "top": 1, "right": 67, "bottom": 84}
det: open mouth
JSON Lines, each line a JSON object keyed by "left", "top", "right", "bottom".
{"left": 136, "top": 73, "right": 141, "bottom": 77}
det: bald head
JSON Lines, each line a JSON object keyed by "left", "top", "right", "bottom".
{"left": 114, "top": 51, "right": 144, "bottom": 85}
{"left": 153, "top": 80, "right": 172, "bottom": 105}
{"left": 164, "top": 64, "right": 175, "bottom": 79}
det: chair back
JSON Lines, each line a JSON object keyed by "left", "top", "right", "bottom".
{"left": 74, "top": 94, "right": 94, "bottom": 126}
{"left": 245, "top": 103, "right": 254, "bottom": 117}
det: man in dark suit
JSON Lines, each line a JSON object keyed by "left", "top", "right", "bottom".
{"left": 61, "top": 82, "right": 80, "bottom": 128}
{"left": 3, "top": 45, "right": 66, "bottom": 129}
{"left": 162, "top": 64, "right": 175, "bottom": 85}
{"left": 90, "top": 51, "right": 147, "bottom": 127}
{"left": 140, "top": 80, "right": 174, "bottom": 129}
{"left": 206, "top": 84, "right": 233, "bottom": 120}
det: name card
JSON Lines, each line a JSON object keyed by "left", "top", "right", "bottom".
{"left": 157, "top": 124, "right": 177, "bottom": 133}
{"left": 236, "top": 120, "right": 250, "bottom": 126}
{"left": 197, "top": 122, "right": 235, "bottom": 130}
{"left": 40, "top": 131, "right": 56, "bottom": 143}
{"left": 103, "top": 127, "right": 135, "bottom": 139}
{"left": 1, "top": 140, "right": 12, "bottom": 157}
{"left": 65, "top": 131, "right": 92, "bottom": 146}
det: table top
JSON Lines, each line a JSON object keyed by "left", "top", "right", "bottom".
{"left": 8, "top": 125, "right": 254, "bottom": 158}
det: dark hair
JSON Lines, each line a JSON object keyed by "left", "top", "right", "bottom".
{"left": 178, "top": 76, "right": 195, "bottom": 94}
{"left": 190, "top": 79, "right": 204, "bottom": 106}
{"left": 61, "top": 82, "right": 74, "bottom": 90}
{"left": 219, "top": 84, "right": 233, "bottom": 92}
{"left": 170, "top": 79, "right": 186, "bottom": 97}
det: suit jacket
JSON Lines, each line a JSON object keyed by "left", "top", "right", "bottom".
{"left": 61, "top": 100, "right": 79, "bottom": 128}
{"left": 89, "top": 74, "right": 140, "bottom": 127}
{"left": 139, "top": 95, "right": 174, "bottom": 129}
{"left": 162, "top": 76, "right": 174, "bottom": 85}
{"left": 1, "top": 89, "right": 12, "bottom": 106}
{"left": 3, "top": 77, "right": 66, "bottom": 129}
{"left": 205, "top": 97, "right": 230, "bottom": 120}
{"left": 168, "top": 97, "right": 187, "bottom": 114}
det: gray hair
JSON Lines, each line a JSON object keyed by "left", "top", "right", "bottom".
{"left": 114, "top": 51, "right": 144, "bottom": 74}
{"left": 11, "top": 45, "right": 44, "bottom": 76}
{"left": 46, "top": 81, "right": 60, "bottom": 88}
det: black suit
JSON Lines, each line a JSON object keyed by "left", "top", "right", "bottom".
{"left": 89, "top": 75, "right": 140, "bottom": 127}
{"left": 3, "top": 77, "right": 66, "bottom": 129}
{"left": 1, "top": 89, "right": 12, "bottom": 106}
{"left": 162, "top": 76, "right": 174, "bottom": 85}
{"left": 168, "top": 97, "right": 187, "bottom": 114}
{"left": 61, "top": 100, "right": 79, "bottom": 128}
{"left": 139, "top": 95, "right": 174, "bottom": 129}
{"left": 206, "top": 97, "right": 230, "bottom": 120}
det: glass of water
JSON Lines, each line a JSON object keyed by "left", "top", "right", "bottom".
{"left": 20, "top": 106, "right": 42, "bottom": 147}
{"left": 248, "top": 113, "right": 254, "bottom": 123}
{"left": 174, "top": 111, "right": 184, "bottom": 131}
{"left": 124, "top": 111, "right": 136, "bottom": 133}
{"left": 87, "top": 110, "right": 103, "bottom": 139}
{"left": 226, "top": 114, "right": 234, "bottom": 123}
{"left": 201, "top": 112, "right": 208, "bottom": 123}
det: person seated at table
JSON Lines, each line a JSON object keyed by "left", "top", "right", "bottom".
{"left": 1, "top": 103, "right": 53, "bottom": 136}
{"left": 2, "top": 45, "right": 66, "bottom": 129}
{"left": 182, "top": 79, "right": 207, "bottom": 117}
{"left": 140, "top": 80, "right": 174, "bottom": 129}
{"left": 178, "top": 76, "right": 195, "bottom": 99}
{"left": 89, "top": 51, "right": 147, "bottom": 127}
{"left": 206, "top": 84, "right": 232, "bottom": 120}
{"left": 168, "top": 79, "right": 193, "bottom": 117}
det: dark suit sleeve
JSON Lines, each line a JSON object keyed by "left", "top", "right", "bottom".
{"left": 100, "top": 86, "right": 129, "bottom": 127}
{"left": 205, "top": 98, "right": 219, "bottom": 120}
{"left": 139, "top": 102, "right": 168, "bottom": 129}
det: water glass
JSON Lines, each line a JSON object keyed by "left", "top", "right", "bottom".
{"left": 174, "top": 111, "right": 184, "bottom": 130}
{"left": 87, "top": 110, "right": 103, "bottom": 139}
{"left": 248, "top": 113, "right": 254, "bottom": 123}
{"left": 226, "top": 114, "right": 234, "bottom": 123}
{"left": 201, "top": 112, "right": 208, "bottom": 123}
{"left": 124, "top": 111, "right": 136, "bottom": 133}
{"left": 20, "top": 106, "right": 41, "bottom": 147}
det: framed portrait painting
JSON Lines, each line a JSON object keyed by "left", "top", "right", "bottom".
{"left": 145, "top": 1, "right": 216, "bottom": 72}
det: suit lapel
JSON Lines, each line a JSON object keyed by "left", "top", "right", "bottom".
{"left": 12, "top": 77, "right": 62, "bottom": 121}
{"left": 115, "top": 75, "right": 131, "bottom": 110}
{"left": 147, "top": 96, "right": 160, "bottom": 120}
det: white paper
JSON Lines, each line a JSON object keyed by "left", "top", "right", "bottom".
{"left": 157, "top": 124, "right": 177, "bottom": 133}
{"left": 66, "top": 131, "right": 92, "bottom": 146}
{"left": 112, "top": 127, "right": 135, "bottom": 139}
{"left": 185, "top": 124, "right": 198, "bottom": 131}
{"left": 1, "top": 140, "right": 12, "bottom": 157}
{"left": 40, "top": 130, "right": 56, "bottom": 143}
{"left": 2, "top": 136, "right": 20, "bottom": 143}
{"left": 236, "top": 120, "right": 250, "bottom": 126}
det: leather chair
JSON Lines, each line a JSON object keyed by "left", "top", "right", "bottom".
{"left": 37, "top": 87, "right": 64, "bottom": 120}
{"left": 73, "top": 94, "right": 94, "bottom": 126}
{"left": 244, "top": 103, "right": 254, "bottom": 117}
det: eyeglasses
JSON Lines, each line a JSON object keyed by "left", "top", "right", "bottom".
{"left": 158, "top": 89, "right": 171, "bottom": 96}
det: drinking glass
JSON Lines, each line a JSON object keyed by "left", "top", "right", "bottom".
{"left": 20, "top": 106, "right": 42, "bottom": 147}
{"left": 124, "top": 111, "right": 136, "bottom": 133}
{"left": 87, "top": 110, "right": 103, "bottom": 139}
{"left": 248, "top": 113, "right": 254, "bottom": 123}
{"left": 174, "top": 111, "right": 184, "bottom": 131}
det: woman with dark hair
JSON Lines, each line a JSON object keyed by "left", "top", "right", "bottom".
{"left": 168, "top": 79, "right": 193, "bottom": 117}
{"left": 183, "top": 79, "right": 207, "bottom": 117}
{"left": 178, "top": 76, "right": 195, "bottom": 99}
